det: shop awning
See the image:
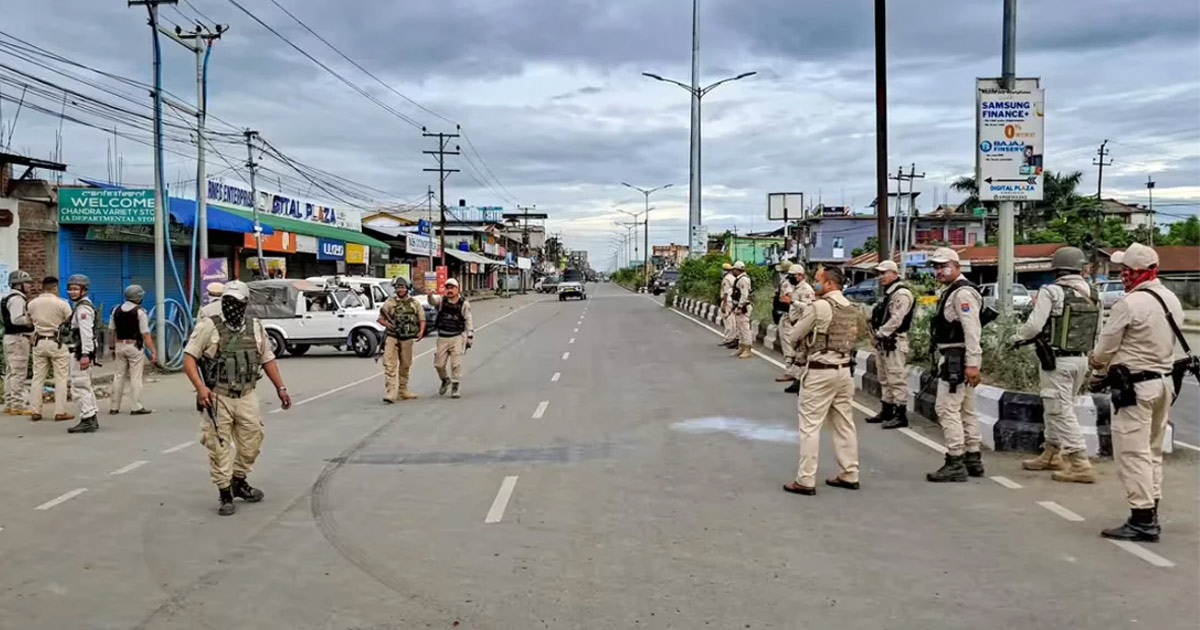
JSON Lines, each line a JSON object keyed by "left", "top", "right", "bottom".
{"left": 445, "top": 249, "right": 502, "bottom": 265}
{"left": 76, "top": 178, "right": 275, "bottom": 235}
{"left": 219, "top": 206, "right": 390, "bottom": 249}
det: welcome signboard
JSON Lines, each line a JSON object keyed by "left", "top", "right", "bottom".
{"left": 59, "top": 189, "right": 155, "bottom": 224}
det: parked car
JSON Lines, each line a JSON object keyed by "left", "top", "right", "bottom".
{"left": 558, "top": 280, "right": 587, "bottom": 301}
{"left": 980, "top": 283, "right": 1033, "bottom": 312}
{"left": 1099, "top": 281, "right": 1126, "bottom": 308}
{"left": 307, "top": 275, "right": 437, "bottom": 327}
{"left": 248, "top": 279, "right": 386, "bottom": 358}
{"left": 843, "top": 278, "right": 879, "bottom": 303}
{"left": 651, "top": 269, "right": 680, "bottom": 295}
{"left": 540, "top": 276, "right": 561, "bottom": 294}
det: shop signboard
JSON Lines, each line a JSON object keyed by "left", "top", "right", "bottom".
{"left": 406, "top": 233, "right": 435, "bottom": 257}
{"left": 317, "top": 238, "right": 346, "bottom": 261}
{"left": 295, "top": 234, "right": 318, "bottom": 254}
{"left": 417, "top": 219, "right": 432, "bottom": 235}
{"left": 243, "top": 231, "right": 296, "bottom": 253}
{"left": 385, "top": 263, "right": 410, "bottom": 280}
{"left": 247, "top": 256, "right": 287, "bottom": 277}
{"left": 976, "top": 77, "right": 1045, "bottom": 202}
{"left": 200, "top": 258, "right": 229, "bottom": 304}
{"left": 435, "top": 265, "right": 448, "bottom": 295}
{"left": 345, "top": 243, "right": 367, "bottom": 264}
{"left": 207, "top": 179, "right": 363, "bottom": 230}
{"left": 424, "top": 271, "right": 438, "bottom": 291}
{"left": 59, "top": 189, "right": 155, "bottom": 224}
{"left": 87, "top": 223, "right": 191, "bottom": 246}
{"left": 517, "top": 257, "right": 532, "bottom": 270}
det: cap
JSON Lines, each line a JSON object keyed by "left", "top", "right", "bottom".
{"left": 733, "top": 261, "right": 745, "bottom": 270}
{"left": 722, "top": 263, "right": 733, "bottom": 271}
{"left": 1115, "top": 242, "right": 1158, "bottom": 270}
{"left": 929, "top": 247, "right": 960, "bottom": 264}
{"left": 445, "top": 278, "right": 460, "bottom": 288}
{"left": 874, "top": 260, "right": 899, "bottom": 273}
{"left": 207, "top": 282, "right": 226, "bottom": 297}
{"left": 223, "top": 280, "right": 250, "bottom": 301}
{"left": 775, "top": 260, "right": 793, "bottom": 272}
{"left": 790, "top": 262, "right": 806, "bottom": 275}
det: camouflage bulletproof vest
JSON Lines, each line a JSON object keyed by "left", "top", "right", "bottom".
{"left": 212, "top": 316, "right": 262, "bottom": 396}
{"left": 1045, "top": 284, "right": 1100, "bottom": 353}
{"left": 808, "top": 297, "right": 859, "bottom": 357}
{"left": 390, "top": 298, "right": 422, "bottom": 340}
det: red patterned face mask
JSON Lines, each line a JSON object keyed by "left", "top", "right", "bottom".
{"left": 1121, "top": 267, "right": 1157, "bottom": 292}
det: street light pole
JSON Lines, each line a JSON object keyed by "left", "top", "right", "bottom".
{"left": 642, "top": 70, "right": 755, "bottom": 258}
{"left": 622, "top": 183, "right": 672, "bottom": 282}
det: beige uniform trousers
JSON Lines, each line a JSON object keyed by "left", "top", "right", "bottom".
{"left": 795, "top": 366, "right": 859, "bottom": 487}
{"left": 934, "top": 356, "right": 981, "bottom": 456}
{"left": 735, "top": 305, "right": 753, "bottom": 345}
{"left": 1113, "top": 377, "right": 1171, "bottom": 510}
{"left": 1038, "top": 356, "right": 1087, "bottom": 454}
{"left": 110, "top": 342, "right": 147, "bottom": 412}
{"left": 779, "top": 317, "right": 795, "bottom": 363}
{"left": 382, "top": 337, "right": 415, "bottom": 400}
{"left": 201, "top": 389, "right": 265, "bottom": 489}
{"left": 70, "top": 356, "right": 98, "bottom": 418}
{"left": 435, "top": 335, "right": 466, "bottom": 383}
{"left": 721, "top": 303, "right": 736, "bottom": 342}
{"left": 3, "top": 334, "right": 31, "bottom": 409}
{"left": 877, "top": 337, "right": 909, "bottom": 405}
{"left": 29, "top": 338, "right": 69, "bottom": 416}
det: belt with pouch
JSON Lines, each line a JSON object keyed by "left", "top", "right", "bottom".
{"left": 1128, "top": 370, "right": 1169, "bottom": 384}
{"left": 1053, "top": 350, "right": 1086, "bottom": 357}
{"left": 34, "top": 333, "right": 59, "bottom": 342}
{"left": 808, "top": 361, "right": 850, "bottom": 370}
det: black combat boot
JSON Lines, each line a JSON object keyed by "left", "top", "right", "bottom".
{"left": 218, "top": 487, "right": 236, "bottom": 516}
{"left": 866, "top": 402, "right": 893, "bottom": 424}
{"left": 783, "top": 380, "right": 801, "bottom": 394}
{"left": 231, "top": 476, "right": 265, "bottom": 502}
{"left": 439, "top": 378, "right": 451, "bottom": 396}
{"left": 926, "top": 454, "right": 968, "bottom": 483}
{"left": 964, "top": 451, "right": 985, "bottom": 477}
{"left": 67, "top": 415, "right": 99, "bottom": 434}
{"left": 1100, "top": 508, "right": 1160, "bottom": 543}
{"left": 881, "top": 405, "right": 909, "bottom": 429}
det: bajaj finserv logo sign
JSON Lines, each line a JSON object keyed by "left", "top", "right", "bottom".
{"left": 317, "top": 238, "right": 345, "bottom": 261}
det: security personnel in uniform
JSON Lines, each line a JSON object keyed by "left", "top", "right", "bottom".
{"left": 781, "top": 263, "right": 816, "bottom": 392}
{"left": 719, "top": 263, "right": 737, "bottom": 348}
{"left": 867, "top": 261, "right": 915, "bottom": 429}
{"left": 783, "top": 266, "right": 864, "bottom": 495}
{"left": 109, "top": 285, "right": 158, "bottom": 415}
{"left": 198, "top": 282, "right": 226, "bottom": 319}
{"left": 1009, "top": 246, "right": 1097, "bottom": 482}
{"left": 2, "top": 270, "right": 35, "bottom": 415}
{"left": 65, "top": 274, "right": 100, "bottom": 433}
{"left": 730, "top": 261, "right": 753, "bottom": 359}
{"left": 927, "top": 248, "right": 987, "bottom": 482}
{"left": 432, "top": 278, "right": 474, "bottom": 398}
{"left": 378, "top": 276, "right": 426, "bottom": 403}
{"left": 774, "top": 261, "right": 797, "bottom": 383}
{"left": 182, "top": 280, "right": 292, "bottom": 516}
{"left": 1091, "top": 243, "right": 1184, "bottom": 543}
{"left": 26, "top": 277, "right": 73, "bottom": 422}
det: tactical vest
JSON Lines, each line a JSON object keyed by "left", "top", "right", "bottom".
{"left": 808, "top": 298, "right": 859, "bottom": 357}
{"left": 1, "top": 292, "right": 33, "bottom": 335}
{"left": 388, "top": 298, "right": 422, "bottom": 340}
{"left": 113, "top": 306, "right": 144, "bottom": 348}
{"left": 1044, "top": 284, "right": 1100, "bottom": 354}
{"left": 731, "top": 276, "right": 749, "bottom": 303}
{"left": 436, "top": 299, "right": 467, "bottom": 337}
{"left": 931, "top": 279, "right": 978, "bottom": 345}
{"left": 70, "top": 298, "right": 99, "bottom": 357}
{"left": 871, "top": 283, "right": 914, "bottom": 335}
{"left": 211, "top": 316, "right": 262, "bottom": 396}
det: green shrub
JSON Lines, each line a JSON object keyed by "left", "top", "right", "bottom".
{"left": 904, "top": 305, "right": 1038, "bottom": 392}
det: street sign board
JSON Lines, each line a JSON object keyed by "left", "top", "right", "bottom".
{"left": 976, "top": 78, "right": 1044, "bottom": 202}
{"left": 767, "top": 192, "right": 804, "bottom": 221}
{"left": 689, "top": 224, "right": 708, "bottom": 258}
{"left": 58, "top": 188, "right": 155, "bottom": 224}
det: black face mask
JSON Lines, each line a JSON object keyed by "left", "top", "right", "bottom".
{"left": 222, "top": 296, "right": 248, "bottom": 330}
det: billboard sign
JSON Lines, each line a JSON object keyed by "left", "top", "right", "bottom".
{"left": 976, "top": 78, "right": 1045, "bottom": 202}
{"left": 406, "top": 233, "right": 435, "bottom": 257}
{"left": 58, "top": 189, "right": 155, "bottom": 224}
{"left": 767, "top": 192, "right": 804, "bottom": 221}
{"left": 317, "top": 238, "right": 346, "bottom": 261}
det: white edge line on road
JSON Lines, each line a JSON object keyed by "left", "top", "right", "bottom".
{"left": 989, "top": 475, "right": 1023, "bottom": 489}
{"left": 109, "top": 460, "right": 150, "bottom": 476}
{"left": 897, "top": 428, "right": 949, "bottom": 454}
{"left": 267, "top": 298, "right": 545, "bottom": 413}
{"left": 533, "top": 400, "right": 549, "bottom": 419}
{"left": 484, "top": 476, "right": 519, "bottom": 524}
{"left": 162, "top": 441, "right": 193, "bottom": 454}
{"left": 551, "top": 372, "right": 561, "bottom": 382}
{"left": 1037, "top": 500, "right": 1085, "bottom": 522}
{"left": 36, "top": 488, "right": 88, "bottom": 511}
{"left": 569, "top": 338, "right": 575, "bottom": 344}
{"left": 1108, "top": 540, "right": 1175, "bottom": 568}
{"left": 1173, "top": 440, "right": 1200, "bottom": 453}
{"left": 562, "top": 352, "right": 570, "bottom": 360}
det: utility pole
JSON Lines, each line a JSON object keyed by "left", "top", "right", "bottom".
{"left": 896, "top": 163, "right": 924, "bottom": 277}
{"left": 1092, "top": 139, "right": 1112, "bottom": 263}
{"left": 688, "top": 0, "right": 701, "bottom": 257}
{"left": 128, "top": 0, "right": 177, "bottom": 365}
{"left": 426, "top": 185, "right": 435, "bottom": 272}
{"left": 996, "top": 0, "right": 1017, "bottom": 313}
{"left": 243, "top": 129, "right": 264, "bottom": 276}
{"left": 177, "top": 24, "right": 227, "bottom": 260}
{"left": 874, "top": 0, "right": 890, "bottom": 263}
{"left": 1146, "top": 175, "right": 1156, "bottom": 245}
{"left": 422, "top": 126, "right": 461, "bottom": 269}
{"left": 888, "top": 166, "right": 905, "bottom": 257}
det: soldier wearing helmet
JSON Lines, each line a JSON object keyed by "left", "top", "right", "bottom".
{"left": 377, "top": 275, "right": 426, "bottom": 403}
{"left": 1008, "top": 246, "right": 1099, "bottom": 483}
{"left": 25, "top": 277, "right": 73, "bottom": 422}
{"left": 2, "top": 269, "right": 36, "bottom": 415}
{"left": 108, "top": 284, "right": 157, "bottom": 416}
{"left": 64, "top": 274, "right": 100, "bottom": 433}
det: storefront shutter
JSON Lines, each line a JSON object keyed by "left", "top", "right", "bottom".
{"left": 61, "top": 228, "right": 123, "bottom": 321}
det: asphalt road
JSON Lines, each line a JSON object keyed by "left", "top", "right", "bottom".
{"left": 1, "top": 284, "right": 1196, "bottom": 630}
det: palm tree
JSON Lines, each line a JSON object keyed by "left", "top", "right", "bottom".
{"left": 951, "top": 175, "right": 981, "bottom": 211}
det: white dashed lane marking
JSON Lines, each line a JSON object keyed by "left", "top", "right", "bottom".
{"left": 109, "top": 461, "right": 149, "bottom": 476}
{"left": 551, "top": 372, "right": 561, "bottom": 382}
{"left": 1108, "top": 540, "right": 1175, "bottom": 568}
{"left": 36, "top": 488, "right": 88, "bottom": 511}
{"left": 569, "top": 338, "right": 575, "bottom": 344}
{"left": 162, "top": 442, "right": 193, "bottom": 454}
{"left": 485, "top": 476, "right": 519, "bottom": 524}
{"left": 989, "top": 476, "right": 1023, "bottom": 489}
{"left": 1037, "top": 501, "right": 1085, "bottom": 522}
{"left": 533, "top": 401, "right": 549, "bottom": 419}
{"left": 562, "top": 352, "right": 570, "bottom": 360}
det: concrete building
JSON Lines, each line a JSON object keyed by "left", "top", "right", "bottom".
{"left": 652, "top": 243, "right": 689, "bottom": 267}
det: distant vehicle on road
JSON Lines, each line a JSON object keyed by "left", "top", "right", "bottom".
{"left": 558, "top": 280, "right": 587, "bottom": 301}
{"left": 1099, "top": 281, "right": 1126, "bottom": 309}
{"left": 980, "top": 282, "right": 1033, "bottom": 313}
{"left": 651, "top": 269, "right": 679, "bottom": 295}
{"left": 539, "top": 276, "right": 561, "bottom": 294}
{"left": 843, "top": 278, "right": 879, "bottom": 303}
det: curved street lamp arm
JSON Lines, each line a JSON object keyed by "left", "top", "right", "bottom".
{"left": 699, "top": 71, "right": 758, "bottom": 98}
{"left": 641, "top": 72, "right": 696, "bottom": 95}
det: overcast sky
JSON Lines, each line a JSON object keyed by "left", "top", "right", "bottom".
{"left": 2, "top": 0, "right": 1197, "bottom": 269}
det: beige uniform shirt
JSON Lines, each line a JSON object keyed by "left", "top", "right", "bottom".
{"left": 1091, "top": 279, "right": 1185, "bottom": 374}
{"left": 198, "top": 300, "right": 223, "bottom": 319}
{"left": 787, "top": 280, "right": 816, "bottom": 323}
{"left": 937, "top": 281, "right": 984, "bottom": 368}
{"left": 720, "top": 273, "right": 735, "bottom": 306}
{"left": 778, "top": 277, "right": 796, "bottom": 302}
{"left": 26, "top": 293, "right": 72, "bottom": 337}
{"left": 72, "top": 300, "right": 97, "bottom": 355}
{"left": 791, "top": 290, "right": 860, "bottom": 365}
{"left": 184, "top": 317, "right": 276, "bottom": 364}
{"left": 875, "top": 282, "right": 915, "bottom": 339}
{"left": 432, "top": 296, "right": 474, "bottom": 336}
{"left": 733, "top": 274, "right": 752, "bottom": 308}
{"left": 1014, "top": 274, "right": 1093, "bottom": 342}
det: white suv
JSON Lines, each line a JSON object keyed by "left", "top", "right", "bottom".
{"left": 249, "top": 279, "right": 386, "bottom": 358}
{"left": 307, "top": 276, "right": 438, "bottom": 331}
